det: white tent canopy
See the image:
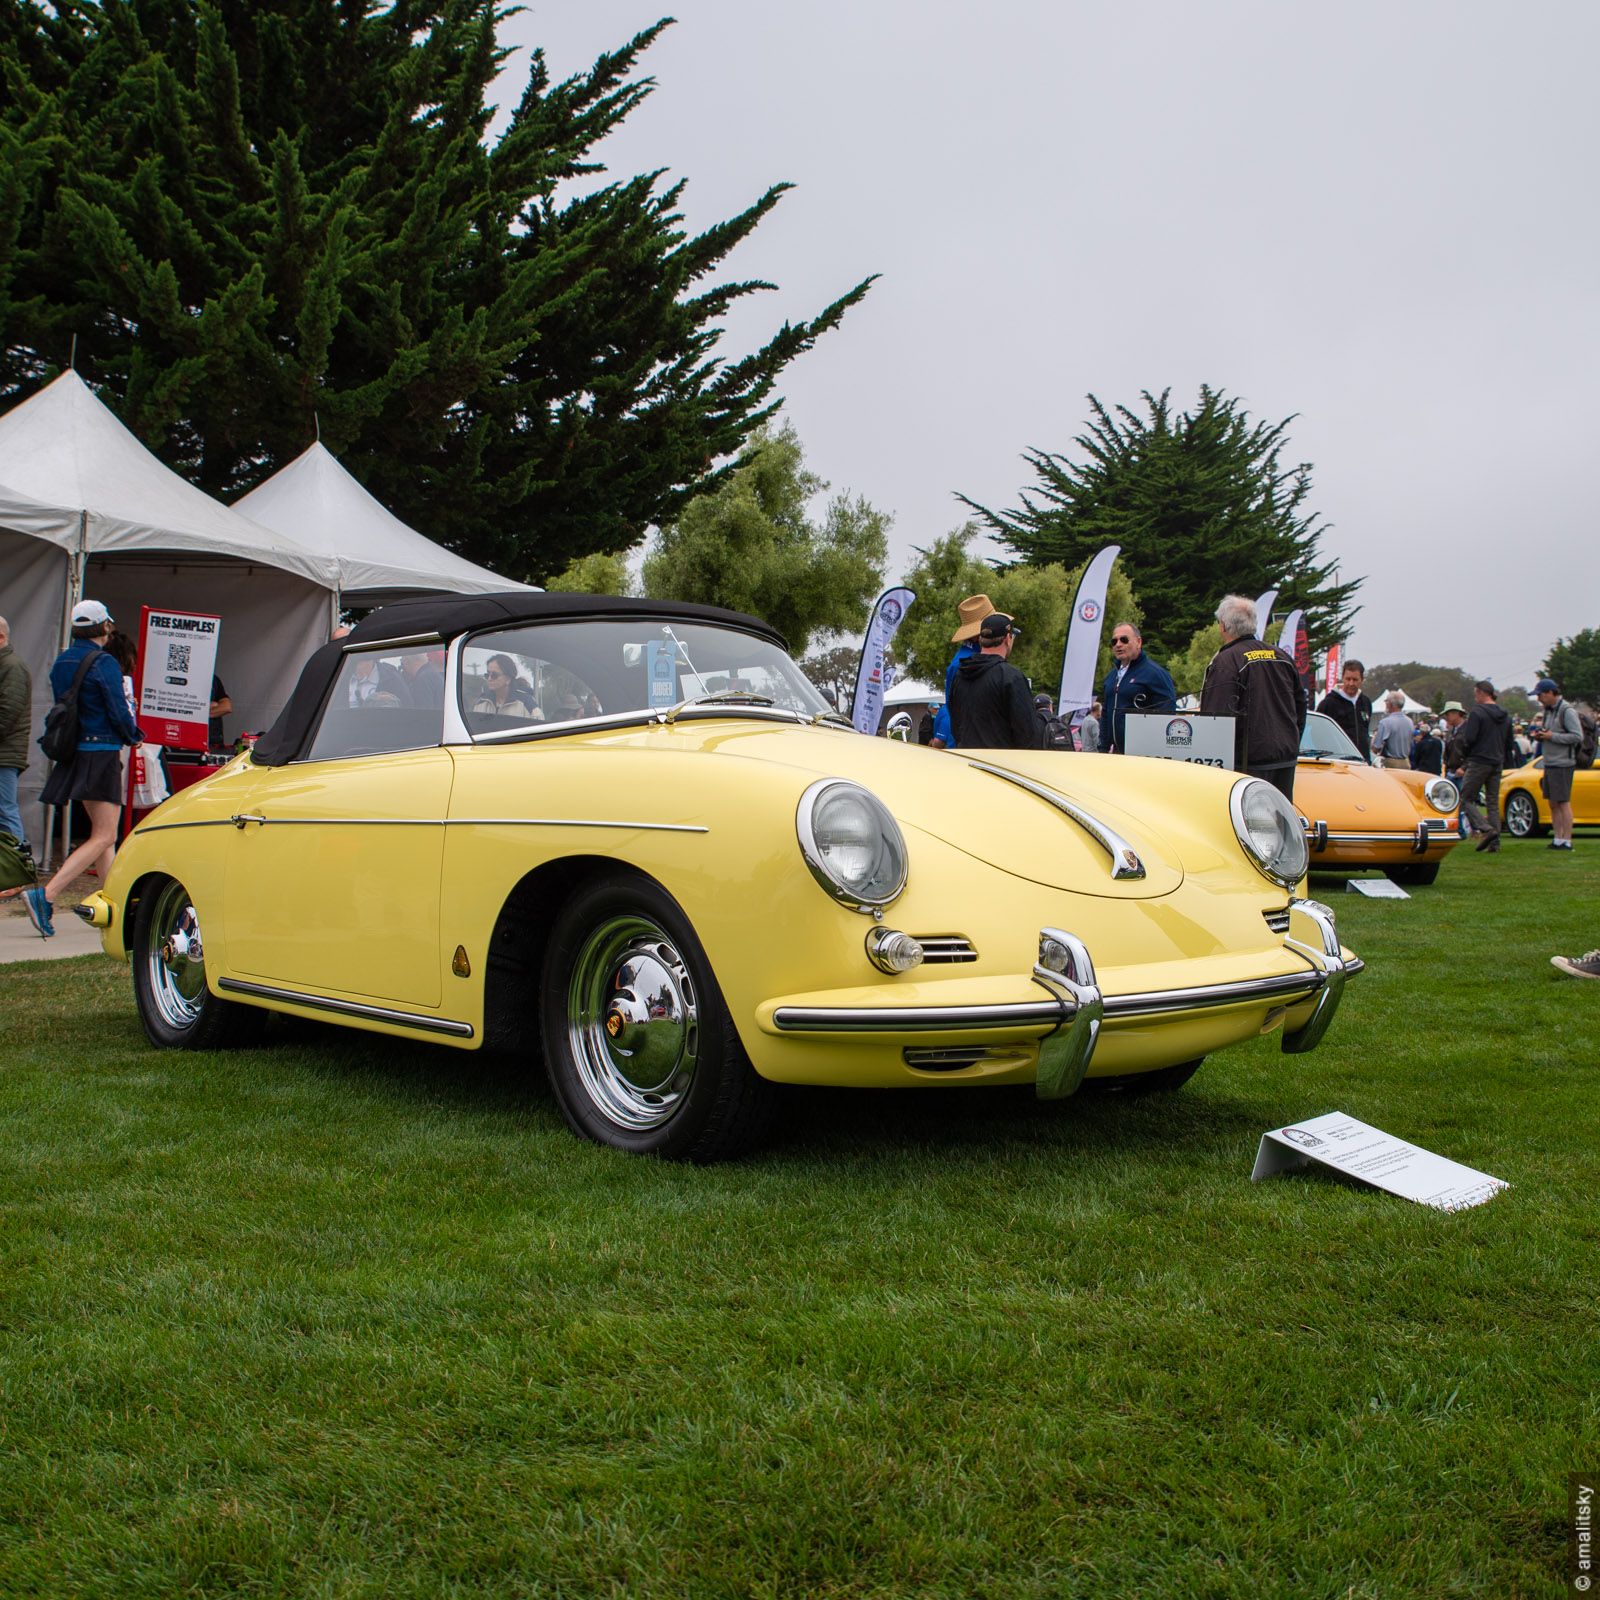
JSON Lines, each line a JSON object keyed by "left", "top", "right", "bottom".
{"left": 0, "top": 372, "right": 340, "bottom": 852}
{"left": 883, "top": 676, "right": 944, "bottom": 707}
{"left": 1378, "top": 686, "right": 1432, "bottom": 716}
{"left": 235, "top": 440, "right": 533, "bottom": 605}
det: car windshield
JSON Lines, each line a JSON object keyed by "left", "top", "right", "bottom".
{"left": 459, "top": 618, "right": 832, "bottom": 738}
{"left": 1299, "top": 711, "right": 1362, "bottom": 761}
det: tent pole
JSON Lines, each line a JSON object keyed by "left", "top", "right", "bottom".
{"left": 42, "top": 512, "right": 90, "bottom": 871}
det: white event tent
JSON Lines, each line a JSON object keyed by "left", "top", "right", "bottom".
{"left": 0, "top": 370, "right": 340, "bottom": 850}
{"left": 234, "top": 439, "right": 532, "bottom": 607}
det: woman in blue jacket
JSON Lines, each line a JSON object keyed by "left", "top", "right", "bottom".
{"left": 22, "top": 600, "right": 144, "bottom": 938}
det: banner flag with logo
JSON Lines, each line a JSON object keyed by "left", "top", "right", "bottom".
{"left": 851, "top": 587, "right": 915, "bottom": 734}
{"left": 1255, "top": 588, "right": 1279, "bottom": 638}
{"left": 1323, "top": 641, "right": 1342, "bottom": 696}
{"left": 1057, "top": 545, "right": 1120, "bottom": 730}
{"left": 1279, "top": 608, "right": 1313, "bottom": 704}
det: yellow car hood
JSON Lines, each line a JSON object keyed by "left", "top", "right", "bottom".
{"left": 571, "top": 721, "right": 1195, "bottom": 899}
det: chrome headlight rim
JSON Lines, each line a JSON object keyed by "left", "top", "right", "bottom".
{"left": 1229, "top": 777, "right": 1310, "bottom": 889}
{"left": 1424, "top": 776, "right": 1459, "bottom": 813}
{"left": 796, "top": 778, "right": 908, "bottom": 912}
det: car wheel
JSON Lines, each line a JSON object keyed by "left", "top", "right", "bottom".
{"left": 1383, "top": 863, "right": 1440, "bottom": 887}
{"left": 1082, "top": 1058, "right": 1204, "bottom": 1095}
{"left": 540, "top": 873, "right": 777, "bottom": 1160}
{"left": 131, "top": 876, "right": 265, "bottom": 1050}
{"left": 1503, "top": 790, "right": 1547, "bottom": 839}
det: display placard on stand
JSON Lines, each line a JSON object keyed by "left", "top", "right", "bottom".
{"left": 1122, "top": 711, "right": 1236, "bottom": 768}
{"left": 134, "top": 605, "right": 221, "bottom": 751}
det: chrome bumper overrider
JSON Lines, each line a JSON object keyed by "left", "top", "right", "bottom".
{"left": 1305, "top": 819, "right": 1455, "bottom": 854}
{"left": 768, "top": 899, "right": 1360, "bottom": 1098}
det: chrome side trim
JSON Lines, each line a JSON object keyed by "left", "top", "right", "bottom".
{"left": 964, "top": 761, "right": 1145, "bottom": 879}
{"left": 215, "top": 816, "right": 708, "bottom": 833}
{"left": 217, "top": 978, "right": 474, "bottom": 1037}
{"left": 132, "top": 819, "right": 237, "bottom": 835}
{"left": 342, "top": 632, "right": 442, "bottom": 652}
{"left": 447, "top": 818, "right": 709, "bottom": 833}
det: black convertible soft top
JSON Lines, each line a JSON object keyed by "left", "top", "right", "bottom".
{"left": 252, "top": 591, "right": 786, "bottom": 766}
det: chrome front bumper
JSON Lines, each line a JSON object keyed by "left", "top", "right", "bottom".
{"left": 769, "top": 899, "right": 1360, "bottom": 1100}
{"left": 1305, "top": 818, "right": 1455, "bottom": 855}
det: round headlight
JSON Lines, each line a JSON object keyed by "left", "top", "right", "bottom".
{"left": 797, "top": 780, "right": 908, "bottom": 910}
{"left": 1424, "top": 777, "right": 1459, "bottom": 813}
{"left": 1229, "top": 778, "right": 1309, "bottom": 888}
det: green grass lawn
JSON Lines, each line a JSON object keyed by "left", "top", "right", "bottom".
{"left": 2, "top": 842, "right": 1596, "bottom": 1598}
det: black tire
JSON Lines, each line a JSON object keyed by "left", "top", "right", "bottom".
{"left": 1503, "top": 790, "right": 1548, "bottom": 839}
{"left": 539, "top": 872, "right": 777, "bottom": 1161}
{"left": 131, "top": 876, "right": 266, "bottom": 1050}
{"left": 1081, "top": 1057, "right": 1204, "bottom": 1095}
{"left": 1383, "top": 862, "right": 1440, "bottom": 887}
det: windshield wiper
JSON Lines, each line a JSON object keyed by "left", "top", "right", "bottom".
{"left": 658, "top": 689, "right": 782, "bottom": 725}
{"left": 808, "top": 709, "right": 855, "bottom": 729}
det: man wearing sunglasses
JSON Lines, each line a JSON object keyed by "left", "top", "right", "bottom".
{"left": 1097, "top": 623, "right": 1177, "bottom": 753}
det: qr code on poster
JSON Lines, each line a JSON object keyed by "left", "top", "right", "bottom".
{"left": 166, "top": 643, "right": 192, "bottom": 675}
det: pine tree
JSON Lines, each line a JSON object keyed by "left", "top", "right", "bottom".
{"left": 962, "top": 388, "right": 1361, "bottom": 661}
{"left": 0, "top": 2, "right": 873, "bottom": 581}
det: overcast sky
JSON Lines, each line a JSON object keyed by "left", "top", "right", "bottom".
{"left": 500, "top": 1, "right": 1597, "bottom": 686}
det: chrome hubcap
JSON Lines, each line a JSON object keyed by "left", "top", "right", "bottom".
{"left": 145, "top": 880, "right": 207, "bottom": 1030}
{"left": 1506, "top": 794, "right": 1533, "bottom": 837}
{"left": 566, "top": 915, "right": 698, "bottom": 1131}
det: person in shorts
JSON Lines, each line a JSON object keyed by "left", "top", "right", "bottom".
{"left": 21, "top": 601, "right": 144, "bottom": 938}
{"left": 1530, "top": 677, "right": 1581, "bottom": 850}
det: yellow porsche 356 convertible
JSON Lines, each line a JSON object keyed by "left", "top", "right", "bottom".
{"left": 83, "top": 595, "right": 1361, "bottom": 1160}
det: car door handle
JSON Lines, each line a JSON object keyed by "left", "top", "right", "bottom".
{"left": 231, "top": 813, "right": 267, "bottom": 829}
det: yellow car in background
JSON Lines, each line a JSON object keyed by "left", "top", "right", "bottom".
{"left": 1295, "top": 711, "right": 1461, "bottom": 886}
{"left": 1500, "top": 759, "right": 1599, "bottom": 839}
{"left": 82, "top": 594, "right": 1360, "bottom": 1161}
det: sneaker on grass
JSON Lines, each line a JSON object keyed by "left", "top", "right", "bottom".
{"left": 22, "top": 886, "right": 54, "bottom": 938}
{"left": 1551, "top": 950, "right": 1600, "bottom": 981}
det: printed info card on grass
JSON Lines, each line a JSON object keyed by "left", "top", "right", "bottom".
{"left": 1252, "top": 1111, "right": 1508, "bottom": 1212}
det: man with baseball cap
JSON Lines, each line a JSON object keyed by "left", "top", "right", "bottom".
{"left": 927, "top": 592, "right": 993, "bottom": 750}
{"left": 948, "top": 612, "right": 1040, "bottom": 749}
{"left": 1530, "top": 678, "right": 1582, "bottom": 849}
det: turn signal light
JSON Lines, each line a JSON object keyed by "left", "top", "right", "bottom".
{"left": 866, "top": 928, "right": 924, "bottom": 974}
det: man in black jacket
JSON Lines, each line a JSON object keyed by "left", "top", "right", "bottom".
{"left": 1317, "top": 659, "right": 1373, "bottom": 763}
{"left": 949, "top": 614, "right": 1040, "bottom": 749}
{"left": 1456, "top": 680, "right": 1513, "bottom": 852}
{"left": 1200, "top": 594, "right": 1308, "bottom": 800}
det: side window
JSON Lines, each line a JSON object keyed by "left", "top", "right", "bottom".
{"left": 460, "top": 642, "right": 603, "bottom": 733}
{"left": 303, "top": 646, "right": 446, "bottom": 761}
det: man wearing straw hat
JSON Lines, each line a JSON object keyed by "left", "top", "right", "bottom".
{"left": 927, "top": 593, "right": 993, "bottom": 750}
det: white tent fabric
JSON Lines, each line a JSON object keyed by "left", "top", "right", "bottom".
{"left": 235, "top": 440, "right": 531, "bottom": 604}
{"left": 0, "top": 373, "right": 339, "bottom": 854}
{"left": 1379, "top": 686, "right": 1432, "bottom": 716}
{"left": 882, "top": 677, "right": 944, "bottom": 707}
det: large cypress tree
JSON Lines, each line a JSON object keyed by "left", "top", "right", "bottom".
{"left": 0, "top": 1, "right": 873, "bottom": 581}
{"left": 963, "top": 388, "right": 1361, "bottom": 660}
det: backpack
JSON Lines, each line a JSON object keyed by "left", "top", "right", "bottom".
{"left": 37, "top": 651, "right": 100, "bottom": 763}
{"left": 0, "top": 831, "right": 34, "bottom": 892}
{"left": 1041, "top": 714, "right": 1074, "bottom": 751}
{"left": 1578, "top": 707, "right": 1598, "bottom": 770}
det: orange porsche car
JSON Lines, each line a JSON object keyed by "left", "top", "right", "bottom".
{"left": 1294, "top": 712, "right": 1462, "bottom": 886}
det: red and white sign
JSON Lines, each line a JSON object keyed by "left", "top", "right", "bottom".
{"left": 134, "top": 604, "right": 221, "bottom": 752}
{"left": 1323, "top": 643, "right": 1342, "bottom": 696}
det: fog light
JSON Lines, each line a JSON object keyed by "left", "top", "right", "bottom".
{"left": 866, "top": 928, "right": 924, "bottom": 974}
{"left": 1038, "top": 936, "right": 1072, "bottom": 974}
